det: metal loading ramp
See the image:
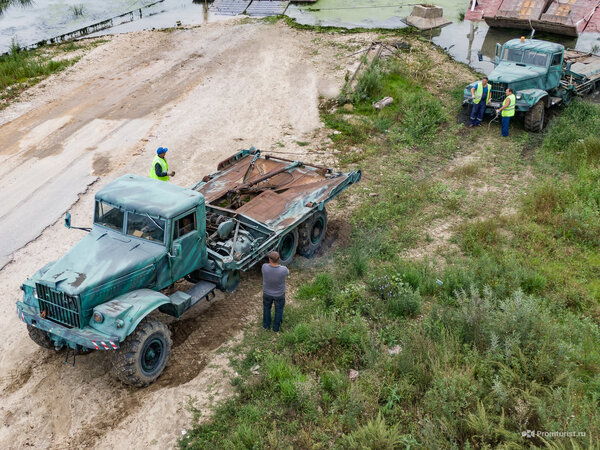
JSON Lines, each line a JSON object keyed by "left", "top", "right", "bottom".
{"left": 210, "top": 0, "right": 290, "bottom": 16}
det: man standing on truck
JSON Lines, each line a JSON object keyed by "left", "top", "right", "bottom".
{"left": 262, "top": 251, "right": 289, "bottom": 332}
{"left": 469, "top": 77, "right": 491, "bottom": 127}
{"left": 149, "top": 147, "right": 175, "bottom": 181}
{"left": 497, "top": 88, "right": 516, "bottom": 137}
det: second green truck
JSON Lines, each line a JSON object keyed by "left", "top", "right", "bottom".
{"left": 464, "top": 38, "right": 600, "bottom": 131}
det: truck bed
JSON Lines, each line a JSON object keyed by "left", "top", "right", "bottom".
{"left": 189, "top": 148, "right": 360, "bottom": 277}
{"left": 193, "top": 148, "right": 358, "bottom": 230}
{"left": 563, "top": 49, "right": 600, "bottom": 94}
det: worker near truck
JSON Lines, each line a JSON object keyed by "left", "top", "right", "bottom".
{"left": 469, "top": 77, "right": 491, "bottom": 127}
{"left": 149, "top": 147, "right": 175, "bottom": 181}
{"left": 262, "top": 251, "right": 289, "bottom": 332}
{"left": 496, "top": 88, "right": 516, "bottom": 137}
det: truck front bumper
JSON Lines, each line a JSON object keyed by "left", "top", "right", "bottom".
{"left": 17, "top": 302, "right": 120, "bottom": 351}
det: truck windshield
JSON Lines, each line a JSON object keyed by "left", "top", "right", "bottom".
{"left": 502, "top": 48, "right": 523, "bottom": 63}
{"left": 126, "top": 211, "right": 165, "bottom": 243}
{"left": 94, "top": 201, "right": 124, "bottom": 232}
{"left": 522, "top": 50, "right": 548, "bottom": 67}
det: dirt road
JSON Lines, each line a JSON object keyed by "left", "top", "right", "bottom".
{"left": 0, "top": 20, "right": 368, "bottom": 448}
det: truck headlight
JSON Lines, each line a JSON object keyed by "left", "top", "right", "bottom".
{"left": 516, "top": 94, "right": 522, "bottom": 100}
{"left": 93, "top": 311, "right": 104, "bottom": 323}
{"left": 32, "top": 288, "right": 38, "bottom": 300}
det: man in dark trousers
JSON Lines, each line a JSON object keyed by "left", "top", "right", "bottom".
{"left": 262, "top": 251, "right": 289, "bottom": 332}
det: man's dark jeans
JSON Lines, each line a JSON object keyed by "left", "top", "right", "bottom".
{"left": 263, "top": 294, "right": 285, "bottom": 332}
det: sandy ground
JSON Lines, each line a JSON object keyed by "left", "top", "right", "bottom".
{"left": 0, "top": 20, "right": 372, "bottom": 449}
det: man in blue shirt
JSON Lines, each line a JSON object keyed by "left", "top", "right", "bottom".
{"left": 470, "top": 77, "right": 491, "bottom": 127}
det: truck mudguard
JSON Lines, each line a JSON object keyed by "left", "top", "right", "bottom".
{"left": 516, "top": 88, "right": 548, "bottom": 109}
{"left": 88, "top": 289, "right": 170, "bottom": 341}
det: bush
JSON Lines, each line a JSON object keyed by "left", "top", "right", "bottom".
{"left": 352, "top": 60, "right": 384, "bottom": 103}
{"left": 343, "top": 413, "right": 405, "bottom": 449}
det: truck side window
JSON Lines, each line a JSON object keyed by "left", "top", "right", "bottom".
{"left": 126, "top": 212, "right": 165, "bottom": 243}
{"left": 175, "top": 212, "right": 196, "bottom": 240}
{"left": 551, "top": 53, "right": 562, "bottom": 66}
{"left": 94, "top": 201, "right": 124, "bottom": 232}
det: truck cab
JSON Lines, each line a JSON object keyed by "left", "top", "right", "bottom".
{"left": 17, "top": 175, "right": 208, "bottom": 354}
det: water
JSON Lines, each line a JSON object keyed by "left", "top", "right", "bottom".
{"left": 1, "top": 0, "right": 599, "bottom": 73}
{"left": 0, "top": 0, "right": 159, "bottom": 52}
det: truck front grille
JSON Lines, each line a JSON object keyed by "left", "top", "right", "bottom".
{"left": 36, "top": 284, "right": 82, "bottom": 328}
{"left": 491, "top": 82, "right": 508, "bottom": 102}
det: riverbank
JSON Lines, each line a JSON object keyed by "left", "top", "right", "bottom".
{"left": 180, "top": 21, "right": 600, "bottom": 448}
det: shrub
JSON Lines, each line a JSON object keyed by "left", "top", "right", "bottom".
{"left": 343, "top": 413, "right": 404, "bottom": 449}
{"left": 352, "top": 60, "right": 384, "bottom": 103}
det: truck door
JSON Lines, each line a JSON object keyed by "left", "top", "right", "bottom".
{"left": 169, "top": 209, "right": 203, "bottom": 281}
{"left": 548, "top": 52, "right": 563, "bottom": 89}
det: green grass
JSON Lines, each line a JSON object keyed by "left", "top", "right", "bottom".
{"left": 181, "top": 34, "right": 600, "bottom": 449}
{"left": 0, "top": 39, "right": 102, "bottom": 107}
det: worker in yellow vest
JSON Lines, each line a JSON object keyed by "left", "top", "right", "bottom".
{"left": 149, "top": 147, "right": 175, "bottom": 181}
{"left": 469, "top": 76, "right": 491, "bottom": 127}
{"left": 497, "top": 87, "right": 516, "bottom": 137}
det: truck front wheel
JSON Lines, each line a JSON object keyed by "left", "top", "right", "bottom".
{"left": 111, "top": 317, "right": 172, "bottom": 387}
{"left": 27, "top": 325, "right": 54, "bottom": 349}
{"left": 524, "top": 100, "right": 545, "bottom": 132}
{"left": 297, "top": 210, "right": 328, "bottom": 258}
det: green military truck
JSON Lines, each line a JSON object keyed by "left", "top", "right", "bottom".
{"left": 17, "top": 148, "right": 361, "bottom": 386}
{"left": 464, "top": 38, "right": 600, "bottom": 131}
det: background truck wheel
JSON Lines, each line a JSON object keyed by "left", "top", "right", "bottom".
{"left": 524, "top": 100, "right": 545, "bottom": 132}
{"left": 111, "top": 317, "right": 172, "bottom": 387}
{"left": 297, "top": 209, "right": 328, "bottom": 258}
{"left": 277, "top": 228, "right": 298, "bottom": 265}
{"left": 27, "top": 325, "right": 54, "bottom": 349}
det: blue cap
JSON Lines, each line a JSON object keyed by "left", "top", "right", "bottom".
{"left": 157, "top": 147, "right": 168, "bottom": 154}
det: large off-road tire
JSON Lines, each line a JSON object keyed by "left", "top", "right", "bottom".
{"left": 277, "top": 228, "right": 299, "bottom": 266}
{"left": 524, "top": 100, "right": 545, "bottom": 132}
{"left": 111, "top": 317, "right": 172, "bottom": 387}
{"left": 297, "top": 209, "right": 328, "bottom": 258}
{"left": 27, "top": 325, "right": 54, "bottom": 349}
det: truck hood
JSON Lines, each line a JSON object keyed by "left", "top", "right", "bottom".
{"left": 35, "top": 227, "right": 165, "bottom": 296}
{"left": 489, "top": 63, "right": 546, "bottom": 84}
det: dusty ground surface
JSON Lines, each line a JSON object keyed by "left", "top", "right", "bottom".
{"left": 0, "top": 19, "right": 374, "bottom": 449}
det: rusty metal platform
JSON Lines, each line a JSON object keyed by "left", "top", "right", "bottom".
{"left": 210, "top": 0, "right": 290, "bottom": 16}
{"left": 246, "top": 1, "right": 290, "bottom": 16}
{"left": 210, "top": 0, "right": 252, "bottom": 15}
{"left": 467, "top": 0, "right": 600, "bottom": 36}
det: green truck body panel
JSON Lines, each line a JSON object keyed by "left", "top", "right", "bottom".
{"left": 464, "top": 38, "right": 600, "bottom": 120}
{"left": 17, "top": 149, "right": 360, "bottom": 353}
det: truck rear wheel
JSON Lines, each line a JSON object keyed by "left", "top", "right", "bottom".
{"left": 278, "top": 228, "right": 298, "bottom": 266}
{"left": 27, "top": 325, "right": 54, "bottom": 349}
{"left": 524, "top": 100, "right": 545, "bottom": 132}
{"left": 111, "top": 317, "right": 172, "bottom": 387}
{"left": 297, "top": 209, "right": 328, "bottom": 258}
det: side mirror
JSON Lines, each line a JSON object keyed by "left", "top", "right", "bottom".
{"left": 65, "top": 212, "right": 71, "bottom": 229}
{"left": 173, "top": 242, "right": 182, "bottom": 257}
{"left": 494, "top": 43, "right": 501, "bottom": 65}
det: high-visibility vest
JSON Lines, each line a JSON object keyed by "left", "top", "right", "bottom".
{"left": 149, "top": 155, "right": 169, "bottom": 181}
{"left": 502, "top": 94, "right": 516, "bottom": 117}
{"left": 473, "top": 82, "right": 491, "bottom": 105}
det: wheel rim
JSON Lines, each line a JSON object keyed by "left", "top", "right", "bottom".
{"left": 280, "top": 233, "right": 295, "bottom": 260}
{"left": 311, "top": 217, "right": 325, "bottom": 244}
{"left": 141, "top": 337, "right": 164, "bottom": 374}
